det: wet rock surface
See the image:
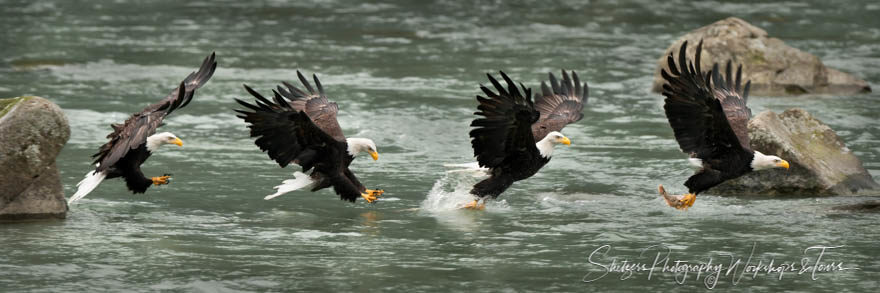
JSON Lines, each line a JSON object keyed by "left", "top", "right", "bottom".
{"left": 0, "top": 96, "right": 70, "bottom": 220}
{"left": 711, "top": 108, "right": 878, "bottom": 196}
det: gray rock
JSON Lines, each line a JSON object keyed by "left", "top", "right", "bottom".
{"left": 710, "top": 108, "right": 878, "bottom": 196}
{"left": 832, "top": 201, "right": 880, "bottom": 212}
{"left": 0, "top": 96, "right": 70, "bottom": 220}
{"left": 651, "top": 17, "right": 871, "bottom": 96}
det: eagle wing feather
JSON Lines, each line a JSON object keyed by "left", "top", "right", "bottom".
{"left": 469, "top": 71, "right": 539, "bottom": 168}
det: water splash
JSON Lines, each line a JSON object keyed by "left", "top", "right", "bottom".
{"left": 420, "top": 167, "right": 481, "bottom": 212}
{"left": 420, "top": 164, "right": 510, "bottom": 212}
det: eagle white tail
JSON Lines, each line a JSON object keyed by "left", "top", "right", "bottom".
{"left": 69, "top": 170, "right": 107, "bottom": 204}
{"left": 443, "top": 162, "right": 488, "bottom": 175}
{"left": 265, "top": 171, "right": 315, "bottom": 200}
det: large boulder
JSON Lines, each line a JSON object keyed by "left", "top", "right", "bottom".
{"left": 710, "top": 108, "right": 878, "bottom": 196}
{"left": 651, "top": 17, "right": 871, "bottom": 96}
{"left": 0, "top": 96, "right": 70, "bottom": 220}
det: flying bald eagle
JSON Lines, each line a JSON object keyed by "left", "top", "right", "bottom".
{"left": 658, "top": 41, "right": 790, "bottom": 210}
{"left": 69, "top": 53, "right": 217, "bottom": 204}
{"left": 235, "top": 71, "right": 383, "bottom": 203}
{"left": 463, "top": 70, "right": 587, "bottom": 209}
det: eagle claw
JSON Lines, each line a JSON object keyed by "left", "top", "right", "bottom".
{"left": 658, "top": 185, "right": 696, "bottom": 210}
{"left": 461, "top": 199, "right": 486, "bottom": 210}
{"left": 361, "top": 192, "right": 379, "bottom": 203}
{"left": 152, "top": 175, "right": 172, "bottom": 186}
{"left": 366, "top": 189, "right": 384, "bottom": 197}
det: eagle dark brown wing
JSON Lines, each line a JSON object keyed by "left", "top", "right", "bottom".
{"left": 235, "top": 85, "right": 342, "bottom": 170}
{"left": 469, "top": 71, "right": 539, "bottom": 168}
{"left": 141, "top": 52, "right": 217, "bottom": 114}
{"left": 273, "top": 71, "right": 345, "bottom": 142}
{"left": 712, "top": 61, "right": 752, "bottom": 150}
{"left": 531, "top": 70, "right": 588, "bottom": 141}
{"left": 92, "top": 52, "right": 217, "bottom": 172}
{"left": 661, "top": 41, "right": 751, "bottom": 160}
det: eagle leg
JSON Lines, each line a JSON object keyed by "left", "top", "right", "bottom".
{"left": 460, "top": 199, "right": 486, "bottom": 210}
{"left": 658, "top": 184, "right": 696, "bottom": 210}
{"left": 151, "top": 175, "right": 172, "bottom": 186}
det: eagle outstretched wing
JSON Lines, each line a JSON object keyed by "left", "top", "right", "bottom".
{"left": 531, "top": 70, "right": 588, "bottom": 141}
{"left": 469, "top": 71, "right": 539, "bottom": 168}
{"left": 711, "top": 61, "right": 752, "bottom": 150}
{"left": 93, "top": 52, "right": 217, "bottom": 172}
{"left": 661, "top": 40, "right": 751, "bottom": 160}
{"left": 273, "top": 71, "right": 346, "bottom": 142}
{"left": 236, "top": 85, "right": 342, "bottom": 171}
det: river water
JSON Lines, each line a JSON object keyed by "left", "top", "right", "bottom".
{"left": 2, "top": 0, "right": 879, "bottom": 291}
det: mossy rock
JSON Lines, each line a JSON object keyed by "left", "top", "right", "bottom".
{"left": 0, "top": 96, "right": 34, "bottom": 119}
{"left": 0, "top": 96, "right": 70, "bottom": 220}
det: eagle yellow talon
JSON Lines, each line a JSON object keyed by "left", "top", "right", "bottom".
{"left": 361, "top": 192, "right": 378, "bottom": 203}
{"left": 677, "top": 193, "right": 696, "bottom": 210}
{"left": 461, "top": 199, "right": 486, "bottom": 210}
{"left": 658, "top": 185, "right": 696, "bottom": 210}
{"left": 366, "top": 189, "right": 384, "bottom": 197}
{"left": 151, "top": 175, "right": 171, "bottom": 185}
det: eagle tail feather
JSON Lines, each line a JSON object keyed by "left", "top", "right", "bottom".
{"left": 69, "top": 170, "right": 107, "bottom": 204}
{"left": 265, "top": 171, "right": 315, "bottom": 200}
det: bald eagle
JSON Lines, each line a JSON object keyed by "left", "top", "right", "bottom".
{"left": 68, "top": 53, "right": 217, "bottom": 204}
{"left": 464, "top": 71, "right": 587, "bottom": 209}
{"left": 658, "top": 41, "right": 790, "bottom": 210}
{"left": 235, "top": 71, "right": 383, "bottom": 203}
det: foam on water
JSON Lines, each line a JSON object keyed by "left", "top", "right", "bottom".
{"left": 47, "top": 60, "right": 205, "bottom": 83}
{"left": 64, "top": 109, "right": 131, "bottom": 144}
{"left": 420, "top": 165, "right": 511, "bottom": 213}
{"left": 291, "top": 230, "right": 363, "bottom": 240}
{"left": 420, "top": 168, "right": 481, "bottom": 212}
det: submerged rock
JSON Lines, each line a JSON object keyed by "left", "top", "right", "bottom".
{"left": 832, "top": 201, "right": 880, "bottom": 212}
{"left": 711, "top": 108, "right": 878, "bottom": 196}
{"left": 0, "top": 96, "right": 70, "bottom": 220}
{"left": 651, "top": 17, "right": 871, "bottom": 96}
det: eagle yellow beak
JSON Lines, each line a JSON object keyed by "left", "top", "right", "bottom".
{"left": 173, "top": 138, "right": 184, "bottom": 147}
{"left": 777, "top": 160, "right": 790, "bottom": 169}
{"left": 559, "top": 136, "right": 571, "bottom": 145}
{"left": 368, "top": 150, "right": 379, "bottom": 161}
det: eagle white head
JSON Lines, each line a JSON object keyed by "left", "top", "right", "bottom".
{"left": 750, "top": 151, "right": 790, "bottom": 171}
{"left": 536, "top": 131, "right": 572, "bottom": 158}
{"left": 146, "top": 132, "right": 184, "bottom": 152}
{"left": 346, "top": 137, "right": 379, "bottom": 160}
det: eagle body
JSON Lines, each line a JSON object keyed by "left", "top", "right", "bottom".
{"left": 468, "top": 71, "right": 587, "bottom": 200}
{"left": 659, "top": 41, "right": 789, "bottom": 209}
{"left": 684, "top": 152, "right": 754, "bottom": 194}
{"left": 68, "top": 53, "right": 217, "bottom": 204}
{"left": 471, "top": 150, "right": 549, "bottom": 198}
{"left": 236, "top": 71, "right": 381, "bottom": 203}
{"left": 101, "top": 144, "right": 154, "bottom": 194}
{"left": 299, "top": 142, "right": 365, "bottom": 201}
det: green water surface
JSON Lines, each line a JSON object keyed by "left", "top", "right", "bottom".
{"left": 1, "top": 0, "right": 879, "bottom": 291}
